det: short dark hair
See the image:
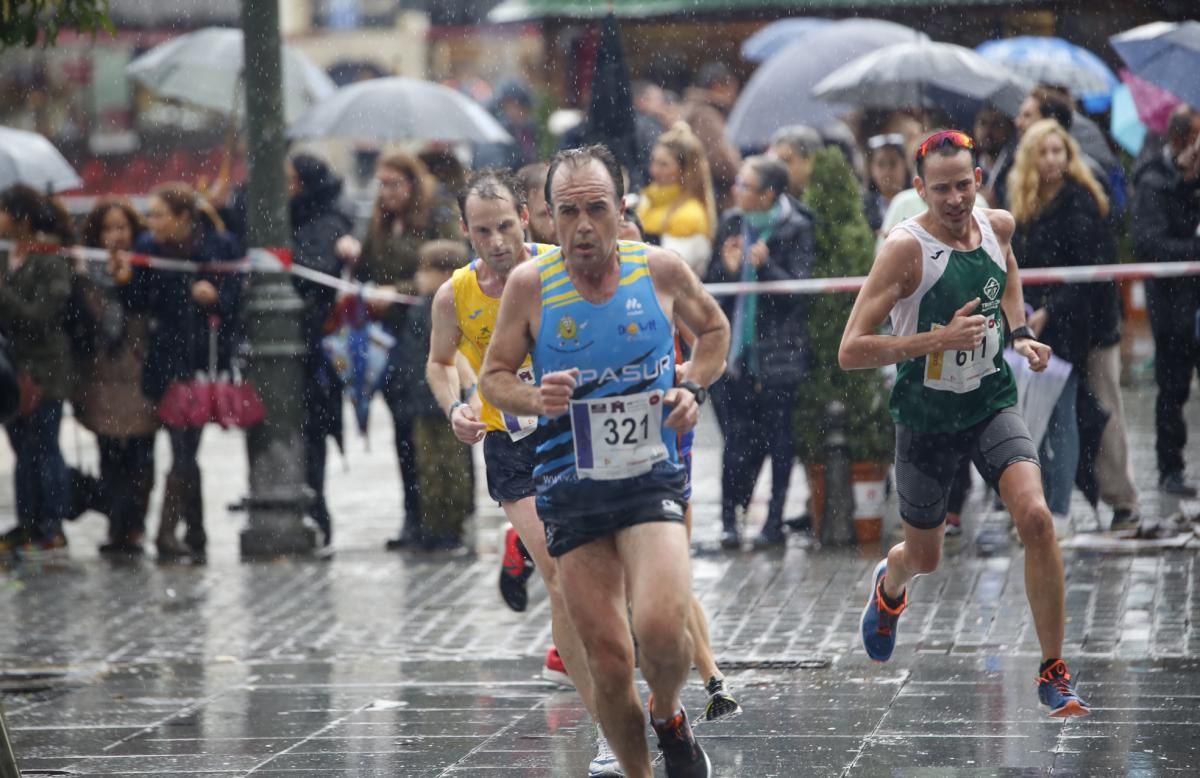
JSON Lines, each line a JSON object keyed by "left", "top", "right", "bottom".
{"left": 0, "top": 185, "right": 75, "bottom": 243}
{"left": 544, "top": 144, "right": 625, "bottom": 208}
{"left": 695, "top": 62, "right": 734, "bottom": 90}
{"left": 516, "top": 162, "right": 550, "bottom": 201}
{"left": 458, "top": 168, "right": 526, "bottom": 227}
{"left": 914, "top": 130, "right": 978, "bottom": 178}
{"left": 1167, "top": 105, "right": 1199, "bottom": 145}
{"left": 744, "top": 156, "right": 789, "bottom": 199}
{"left": 1029, "top": 85, "right": 1073, "bottom": 131}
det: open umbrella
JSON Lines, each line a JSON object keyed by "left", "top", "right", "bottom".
{"left": 814, "top": 41, "right": 1031, "bottom": 120}
{"left": 126, "top": 27, "right": 336, "bottom": 124}
{"left": 289, "top": 77, "right": 512, "bottom": 144}
{"left": 0, "top": 126, "right": 82, "bottom": 192}
{"left": 727, "top": 18, "right": 926, "bottom": 149}
{"left": 1110, "top": 85, "right": 1146, "bottom": 155}
{"left": 739, "top": 17, "right": 833, "bottom": 63}
{"left": 976, "top": 36, "right": 1118, "bottom": 113}
{"left": 1111, "top": 21, "right": 1200, "bottom": 110}
{"left": 1120, "top": 69, "right": 1181, "bottom": 136}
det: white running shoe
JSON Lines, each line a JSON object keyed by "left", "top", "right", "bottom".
{"left": 588, "top": 734, "right": 624, "bottom": 777}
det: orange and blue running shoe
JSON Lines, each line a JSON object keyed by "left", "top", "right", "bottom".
{"left": 860, "top": 559, "right": 907, "bottom": 662}
{"left": 1037, "top": 659, "right": 1090, "bottom": 718}
{"left": 499, "top": 523, "right": 534, "bottom": 612}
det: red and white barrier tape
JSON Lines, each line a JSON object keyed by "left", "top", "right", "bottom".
{"left": 4, "top": 239, "right": 1199, "bottom": 302}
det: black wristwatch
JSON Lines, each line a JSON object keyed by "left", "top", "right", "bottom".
{"left": 679, "top": 380, "right": 708, "bottom": 406}
{"left": 1010, "top": 325, "right": 1035, "bottom": 342}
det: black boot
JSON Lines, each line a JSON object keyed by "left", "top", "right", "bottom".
{"left": 720, "top": 504, "right": 740, "bottom": 550}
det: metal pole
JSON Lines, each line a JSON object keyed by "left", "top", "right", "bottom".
{"left": 820, "top": 400, "right": 856, "bottom": 546}
{"left": 0, "top": 701, "right": 20, "bottom": 778}
{"left": 238, "top": 0, "right": 315, "bottom": 556}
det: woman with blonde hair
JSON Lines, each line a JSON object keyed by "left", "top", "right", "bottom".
{"left": 1007, "top": 118, "right": 1115, "bottom": 535}
{"left": 637, "top": 122, "right": 717, "bottom": 276}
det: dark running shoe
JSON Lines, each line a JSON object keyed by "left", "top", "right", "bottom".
{"left": 860, "top": 559, "right": 907, "bottom": 662}
{"left": 499, "top": 523, "right": 534, "bottom": 612}
{"left": 650, "top": 701, "right": 710, "bottom": 778}
{"left": 702, "top": 676, "right": 742, "bottom": 722}
{"left": 1037, "top": 659, "right": 1090, "bottom": 718}
{"left": 1159, "top": 472, "right": 1198, "bottom": 498}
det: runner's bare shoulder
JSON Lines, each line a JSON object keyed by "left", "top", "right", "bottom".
{"left": 978, "top": 207, "right": 1016, "bottom": 245}
{"left": 873, "top": 227, "right": 923, "bottom": 297}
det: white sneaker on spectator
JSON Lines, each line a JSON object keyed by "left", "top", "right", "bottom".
{"left": 1051, "top": 513, "right": 1073, "bottom": 540}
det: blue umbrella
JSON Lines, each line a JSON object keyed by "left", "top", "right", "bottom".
{"left": 976, "top": 36, "right": 1118, "bottom": 113}
{"left": 1111, "top": 21, "right": 1200, "bottom": 109}
{"left": 321, "top": 293, "right": 395, "bottom": 438}
{"left": 740, "top": 17, "right": 833, "bottom": 63}
{"left": 1109, "top": 84, "right": 1146, "bottom": 155}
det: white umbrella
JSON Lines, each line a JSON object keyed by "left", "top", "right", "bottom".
{"left": 0, "top": 126, "right": 82, "bottom": 193}
{"left": 814, "top": 41, "right": 1032, "bottom": 119}
{"left": 289, "top": 77, "right": 512, "bottom": 144}
{"left": 126, "top": 27, "right": 336, "bottom": 123}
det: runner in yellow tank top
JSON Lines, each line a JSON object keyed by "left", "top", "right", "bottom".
{"left": 450, "top": 247, "right": 550, "bottom": 435}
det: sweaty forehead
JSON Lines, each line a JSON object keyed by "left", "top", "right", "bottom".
{"left": 551, "top": 160, "right": 617, "bottom": 205}
{"left": 465, "top": 192, "right": 520, "bottom": 223}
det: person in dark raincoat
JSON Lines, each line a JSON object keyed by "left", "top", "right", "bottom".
{"left": 117, "top": 183, "right": 242, "bottom": 562}
{"left": 288, "top": 153, "right": 352, "bottom": 550}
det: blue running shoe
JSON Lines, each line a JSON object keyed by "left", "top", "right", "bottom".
{"left": 860, "top": 559, "right": 907, "bottom": 662}
{"left": 1037, "top": 659, "right": 1090, "bottom": 718}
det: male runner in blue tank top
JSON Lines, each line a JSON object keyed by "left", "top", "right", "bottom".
{"left": 482, "top": 145, "right": 730, "bottom": 778}
{"left": 840, "top": 130, "right": 1088, "bottom": 717}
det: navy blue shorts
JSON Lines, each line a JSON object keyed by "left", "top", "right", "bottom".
{"left": 483, "top": 431, "right": 536, "bottom": 504}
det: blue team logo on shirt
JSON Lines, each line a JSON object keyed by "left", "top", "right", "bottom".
{"left": 617, "top": 318, "right": 657, "bottom": 339}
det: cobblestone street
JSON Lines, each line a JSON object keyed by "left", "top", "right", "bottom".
{"left": 2, "top": 365, "right": 1199, "bottom": 775}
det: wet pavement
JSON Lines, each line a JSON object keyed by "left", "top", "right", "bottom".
{"left": 2, "top": 343, "right": 1200, "bottom": 776}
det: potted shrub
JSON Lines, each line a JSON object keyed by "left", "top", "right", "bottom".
{"left": 795, "top": 147, "right": 895, "bottom": 542}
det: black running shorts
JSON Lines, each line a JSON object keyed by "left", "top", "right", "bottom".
{"left": 483, "top": 431, "right": 536, "bottom": 504}
{"left": 542, "top": 490, "right": 687, "bottom": 558}
{"left": 894, "top": 406, "right": 1040, "bottom": 530}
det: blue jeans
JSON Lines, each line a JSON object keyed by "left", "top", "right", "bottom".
{"left": 5, "top": 399, "right": 70, "bottom": 537}
{"left": 1039, "top": 372, "right": 1079, "bottom": 516}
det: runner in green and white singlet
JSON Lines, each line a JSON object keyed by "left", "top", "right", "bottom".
{"left": 839, "top": 130, "right": 1089, "bottom": 719}
{"left": 888, "top": 208, "right": 1018, "bottom": 432}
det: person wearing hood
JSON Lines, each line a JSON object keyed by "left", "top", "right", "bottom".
{"left": 705, "top": 156, "right": 816, "bottom": 550}
{"left": 288, "top": 153, "right": 354, "bottom": 550}
{"left": 1131, "top": 105, "right": 1200, "bottom": 499}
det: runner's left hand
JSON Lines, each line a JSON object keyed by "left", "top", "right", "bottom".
{"left": 663, "top": 387, "right": 699, "bottom": 433}
{"left": 1014, "top": 337, "right": 1051, "bottom": 373}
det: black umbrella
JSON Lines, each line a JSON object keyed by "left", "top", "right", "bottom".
{"left": 578, "top": 13, "right": 643, "bottom": 184}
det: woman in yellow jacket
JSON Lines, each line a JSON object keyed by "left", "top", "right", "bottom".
{"left": 637, "top": 123, "right": 717, "bottom": 276}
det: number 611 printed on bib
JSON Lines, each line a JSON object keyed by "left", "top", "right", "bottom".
{"left": 570, "top": 390, "right": 669, "bottom": 481}
{"left": 924, "top": 316, "right": 1000, "bottom": 394}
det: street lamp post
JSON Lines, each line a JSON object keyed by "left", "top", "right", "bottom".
{"left": 237, "top": 0, "right": 315, "bottom": 556}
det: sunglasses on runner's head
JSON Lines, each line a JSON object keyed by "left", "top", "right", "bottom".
{"left": 915, "top": 130, "right": 975, "bottom": 163}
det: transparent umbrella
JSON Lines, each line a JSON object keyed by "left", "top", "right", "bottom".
{"left": 814, "top": 41, "right": 1032, "bottom": 120}
{"left": 289, "top": 77, "right": 512, "bottom": 144}
{"left": 727, "top": 18, "right": 927, "bottom": 150}
{"left": 0, "top": 126, "right": 82, "bottom": 193}
{"left": 126, "top": 27, "right": 336, "bottom": 123}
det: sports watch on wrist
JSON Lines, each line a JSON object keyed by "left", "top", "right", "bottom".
{"left": 1010, "top": 325, "right": 1035, "bottom": 342}
{"left": 679, "top": 380, "right": 708, "bottom": 406}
